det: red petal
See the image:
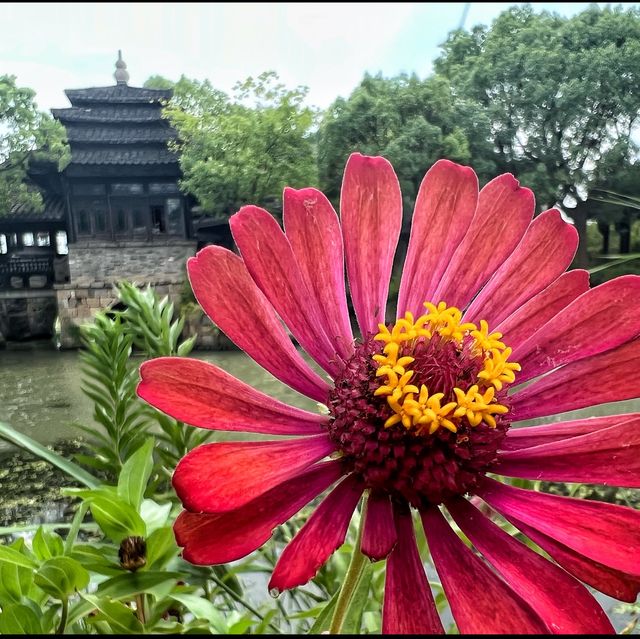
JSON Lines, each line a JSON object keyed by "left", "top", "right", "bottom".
{"left": 496, "top": 414, "right": 640, "bottom": 486}
{"left": 230, "top": 206, "right": 342, "bottom": 378}
{"left": 513, "top": 275, "right": 640, "bottom": 384}
{"left": 173, "top": 435, "right": 335, "bottom": 513}
{"left": 477, "top": 477, "right": 640, "bottom": 576}
{"left": 268, "top": 474, "right": 363, "bottom": 592}
{"left": 513, "top": 519, "right": 640, "bottom": 604}
{"left": 465, "top": 209, "right": 578, "bottom": 327}
{"left": 421, "top": 507, "right": 547, "bottom": 634}
{"left": 283, "top": 187, "right": 354, "bottom": 361}
{"left": 447, "top": 497, "right": 614, "bottom": 634}
{"left": 382, "top": 507, "right": 443, "bottom": 634}
{"left": 341, "top": 153, "right": 402, "bottom": 336}
{"left": 138, "top": 357, "right": 326, "bottom": 435}
{"left": 434, "top": 173, "right": 534, "bottom": 310}
{"left": 397, "top": 160, "right": 478, "bottom": 318}
{"left": 512, "top": 337, "right": 640, "bottom": 421}
{"left": 496, "top": 269, "right": 589, "bottom": 350}
{"left": 501, "top": 414, "right": 640, "bottom": 451}
{"left": 174, "top": 461, "right": 344, "bottom": 565}
{"left": 361, "top": 491, "right": 397, "bottom": 561}
{"left": 188, "top": 246, "right": 329, "bottom": 402}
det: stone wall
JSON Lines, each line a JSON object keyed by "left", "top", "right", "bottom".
{"left": 181, "top": 305, "right": 237, "bottom": 350}
{"left": 0, "top": 295, "right": 58, "bottom": 342}
{"left": 67, "top": 240, "right": 195, "bottom": 284}
{"left": 57, "top": 239, "right": 196, "bottom": 348}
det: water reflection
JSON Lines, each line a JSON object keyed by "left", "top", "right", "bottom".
{"left": 0, "top": 342, "right": 319, "bottom": 449}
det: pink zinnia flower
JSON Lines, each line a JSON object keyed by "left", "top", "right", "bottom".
{"left": 138, "top": 154, "right": 640, "bottom": 634}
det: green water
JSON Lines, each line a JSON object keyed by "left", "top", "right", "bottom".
{"left": 0, "top": 342, "right": 318, "bottom": 450}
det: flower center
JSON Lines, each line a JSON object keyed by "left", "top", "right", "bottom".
{"left": 327, "top": 301, "right": 521, "bottom": 507}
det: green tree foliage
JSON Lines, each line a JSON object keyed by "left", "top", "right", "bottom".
{"left": 142, "top": 75, "right": 175, "bottom": 90}
{"left": 317, "top": 72, "right": 494, "bottom": 210}
{"left": 435, "top": 4, "right": 640, "bottom": 266}
{"left": 0, "top": 75, "right": 69, "bottom": 216}
{"left": 163, "top": 71, "right": 317, "bottom": 217}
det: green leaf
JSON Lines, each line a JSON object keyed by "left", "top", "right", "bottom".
{"left": 118, "top": 438, "right": 155, "bottom": 510}
{"left": 340, "top": 561, "right": 373, "bottom": 633}
{"left": 168, "top": 592, "right": 226, "bottom": 633}
{"left": 32, "top": 527, "right": 64, "bottom": 561}
{"left": 308, "top": 591, "right": 339, "bottom": 634}
{"left": 34, "top": 557, "right": 89, "bottom": 599}
{"left": 146, "top": 526, "right": 178, "bottom": 569}
{"left": 97, "top": 570, "right": 182, "bottom": 600}
{"left": 177, "top": 335, "right": 197, "bottom": 357}
{"left": 588, "top": 253, "right": 640, "bottom": 274}
{"left": 0, "top": 603, "right": 43, "bottom": 634}
{"left": 80, "top": 594, "right": 144, "bottom": 634}
{"left": 69, "top": 544, "right": 122, "bottom": 576}
{"left": 0, "top": 421, "right": 99, "bottom": 488}
{"left": 64, "top": 503, "right": 90, "bottom": 556}
{"left": 90, "top": 496, "right": 146, "bottom": 543}
{"left": 140, "top": 499, "right": 172, "bottom": 534}
{"left": 0, "top": 543, "right": 38, "bottom": 569}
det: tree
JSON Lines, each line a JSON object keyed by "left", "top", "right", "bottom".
{"left": 143, "top": 75, "right": 175, "bottom": 90}
{"left": 162, "top": 71, "right": 317, "bottom": 217}
{"left": 317, "top": 72, "right": 495, "bottom": 211}
{"left": 435, "top": 5, "right": 640, "bottom": 267}
{"left": 0, "top": 75, "right": 68, "bottom": 216}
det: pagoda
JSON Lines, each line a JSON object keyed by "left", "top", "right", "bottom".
{"left": 51, "top": 50, "right": 190, "bottom": 241}
{"left": 0, "top": 52, "right": 198, "bottom": 345}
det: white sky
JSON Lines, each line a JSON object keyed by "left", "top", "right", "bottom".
{"left": 0, "top": 2, "right": 637, "bottom": 112}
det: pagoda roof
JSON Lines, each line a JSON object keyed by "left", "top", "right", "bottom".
{"left": 52, "top": 105, "right": 163, "bottom": 124}
{"left": 49, "top": 56, "right": 180, "bottom": 171}
{"left": 70, "top": 147, "right": 177, "bottom": 166}
{"left": 65, "top": 84, "right": 172, "bottom": 105}
{"left": 66, "top": 125, "right": 176, "bottom": 145}
{"left": 2, "top": 193, "right": 66, "bottom": 222}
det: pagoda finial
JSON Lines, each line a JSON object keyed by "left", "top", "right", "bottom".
{"left": 114, "top": 50, "right": 129, "bottom": 85}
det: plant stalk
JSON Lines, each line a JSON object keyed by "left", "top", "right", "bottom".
{"left": 328, "top": 497, "right": 369, "bottom": 634}
{"left": 56, "top": 597, "right": 69, "bottom": 634}
{"left": 135, "top": 593, "right": 146, "bottom": 624}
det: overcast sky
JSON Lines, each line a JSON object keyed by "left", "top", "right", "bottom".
{"left": 1, "top": 2, "right": 637, "bottom": 112}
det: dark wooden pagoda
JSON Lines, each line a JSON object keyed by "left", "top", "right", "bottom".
{"left": 50, "top": 51, "right": 191, "bottom": 242}
{"left": 0, "top": 53, "right": 201, "bottom": 344}
{"left": 0, "top": 52, "right": 194, "bottom": 297}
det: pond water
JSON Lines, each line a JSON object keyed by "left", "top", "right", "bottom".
{"left": 0, "top": 341, "right": 318, "bottom": 449}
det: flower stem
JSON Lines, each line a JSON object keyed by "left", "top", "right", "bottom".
{"left": 135, "top": 593, "right": 146, "bottom": 625}
{"left": 329, "top": 497, "right": 369, "bottom": 634}
{"left": 56, "top": 597, "right": 68, "bottom": 634}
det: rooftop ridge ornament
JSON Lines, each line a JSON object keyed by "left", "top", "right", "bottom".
{"left": 114, "top": 50, "right": 129, "bottom": 85}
